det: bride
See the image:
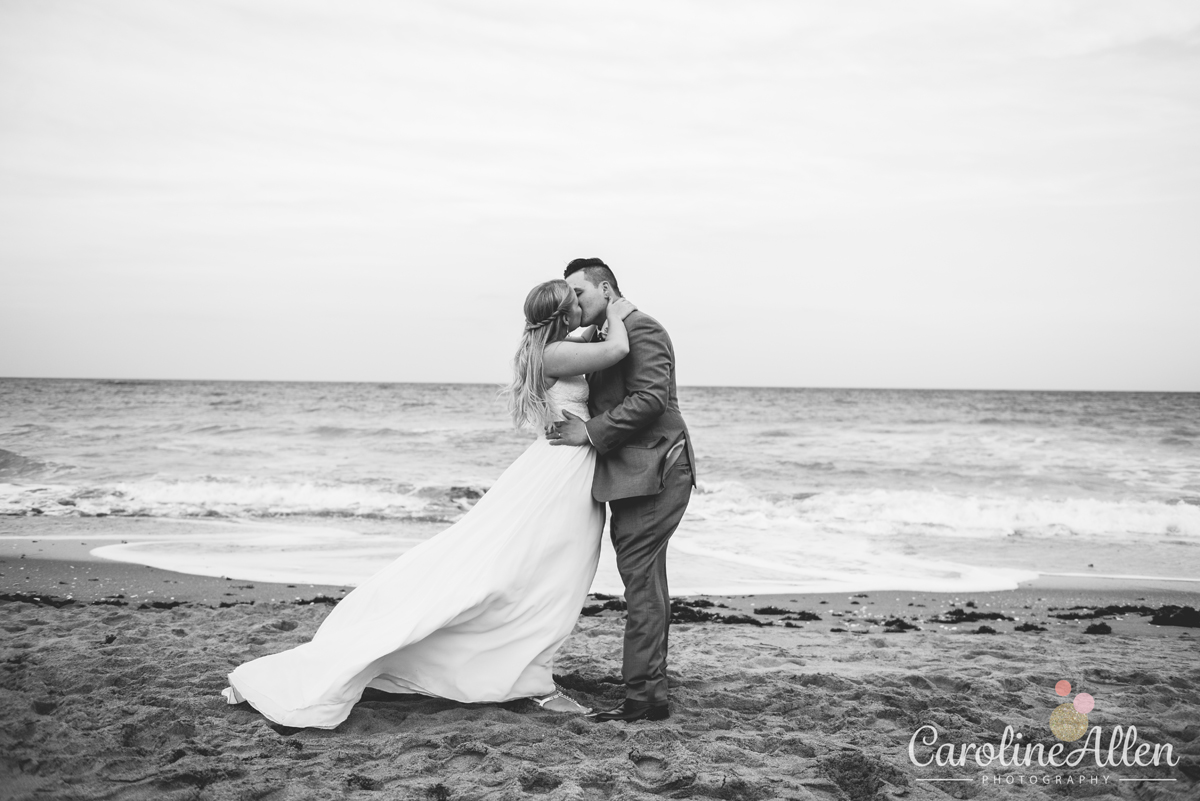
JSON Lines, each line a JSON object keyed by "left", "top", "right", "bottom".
{"left": 220, "top": 279, "right": 637, "bottom": 728}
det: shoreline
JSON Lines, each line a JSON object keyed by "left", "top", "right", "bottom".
{"left": 5, "top": 515, "right": 1199, "bottom": 602}
{"left": 5, "top": 546, "right": 1197, "bottom": 642}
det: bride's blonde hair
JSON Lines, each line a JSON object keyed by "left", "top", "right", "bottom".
{"left": 501, "top": 279, "right": 575, "bottom": 430}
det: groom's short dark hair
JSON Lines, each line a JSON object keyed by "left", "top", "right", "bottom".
{"left": 564, "top": 258, "right": 621, "bottom": 296}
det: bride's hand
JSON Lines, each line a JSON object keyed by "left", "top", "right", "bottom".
{"left": 606, "top": 297, "right": 637, "bottom": 321}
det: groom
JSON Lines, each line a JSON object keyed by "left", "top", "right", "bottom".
{"left": 548, "top": 257, "right": 696, "bottom": 722}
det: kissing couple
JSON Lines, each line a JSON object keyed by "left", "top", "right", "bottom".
{"left": 222, "top": 257, "right": 696, "bottom": 727}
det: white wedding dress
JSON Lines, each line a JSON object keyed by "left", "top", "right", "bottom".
{"left": 220, "top": 374, "right": 604, "bottom": 729}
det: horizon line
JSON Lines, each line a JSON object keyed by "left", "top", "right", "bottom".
{"left": 1, "top": 375, "right": 1197, "bottom": 395}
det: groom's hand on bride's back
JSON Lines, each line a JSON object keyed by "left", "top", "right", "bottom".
{"left": 547, "top": 411, "right": 590, "bottom": 447}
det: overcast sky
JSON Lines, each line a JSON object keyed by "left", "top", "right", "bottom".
{"left": 1, "top": 1, "right": 1197, "bottom": 390}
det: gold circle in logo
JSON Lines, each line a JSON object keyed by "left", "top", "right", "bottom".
{"left": 1050, "top": 703, "right": 1088, "bottom": 741}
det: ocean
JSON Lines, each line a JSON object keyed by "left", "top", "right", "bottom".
{"left": 2, "top": 378, "right": 1198, "bottom": 594}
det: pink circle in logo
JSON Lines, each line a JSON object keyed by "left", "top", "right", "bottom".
{"left": 1055, "top": 680, "right": 1071, "bottom": 696}
{"left": 1074, "top": 693, "right": 1095, "bottom": 714}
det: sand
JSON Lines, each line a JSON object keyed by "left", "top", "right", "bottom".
{"left": 2, "top": 523, "right": 1199, "bottom": 800}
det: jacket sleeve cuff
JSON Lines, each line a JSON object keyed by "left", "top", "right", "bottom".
{"left": 583, "top": 418, "right": 606, "bottom": 454}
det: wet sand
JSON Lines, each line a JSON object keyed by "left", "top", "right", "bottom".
{"left": 2, "top": 525, "right": 1198, "bottom": 800}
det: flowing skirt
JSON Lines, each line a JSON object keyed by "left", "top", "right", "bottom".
{"left": 221, "top": 438, "right": 604, "bottom": 729}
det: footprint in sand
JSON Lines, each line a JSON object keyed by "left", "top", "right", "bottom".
{"left": 447, "top": 747, "right": 487, "bottom": 772}
{"left": 579, "top": 782, "right": 613, "bottom": 801}
{"left": 632, "top": 754, "right": 668, "bottom": 781}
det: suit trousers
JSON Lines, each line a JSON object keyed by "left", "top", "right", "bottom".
{"left": 608, "top": 448, "right": 693, "bottom": 704}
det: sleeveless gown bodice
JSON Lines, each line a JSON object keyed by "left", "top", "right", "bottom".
{"left": 544, "top": 373, "right": 590, "bottom": 424}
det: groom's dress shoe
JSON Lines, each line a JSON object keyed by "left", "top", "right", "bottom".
{"left": 587, "top": 699, "right": 669, "bottom": 722}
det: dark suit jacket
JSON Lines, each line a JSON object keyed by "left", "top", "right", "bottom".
{"left": 584, "top": 310, "right": 697, "bottom": 503}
